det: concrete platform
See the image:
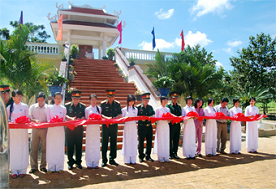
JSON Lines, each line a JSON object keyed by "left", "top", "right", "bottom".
{"left": 9, "top": 136, "right": 276, "bottom": 189}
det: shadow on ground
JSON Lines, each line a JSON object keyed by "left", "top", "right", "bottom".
{"left": 10, "top": 151, "right": 276, "bottom": 188}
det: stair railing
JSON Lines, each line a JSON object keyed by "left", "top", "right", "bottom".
{"left": 114, "top": 47, "right": 159, "bottom": 109}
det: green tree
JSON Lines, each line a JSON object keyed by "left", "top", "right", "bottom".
{"left": 234, "top": 85, "right": 272, "bottom": 114}
{"left": 169, "top": 51, "right": 224, "bottom": 98}
{"left": 230, "top": 33, "right": 276, "bottom": 98}
{"left": 8, "top": 21, "right": 51, "bottom": 43}
{"left": 0, "top": 25, "right": 54, "bottom": 104}
{"left": 0, "top": 28, "right": 10, "bottom": 40}
{"left": 145, "top": 49, "right": 170, "bottom": 79}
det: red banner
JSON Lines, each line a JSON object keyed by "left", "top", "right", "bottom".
{"left": 9, "top": 114, "right": 267, "bottom": 130}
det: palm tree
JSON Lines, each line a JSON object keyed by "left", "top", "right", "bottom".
{"left": 0, "top": 25, "right": 54, "bottom": 105}
{"left": 235, "top": 85, "right": 272, "bottom": 114}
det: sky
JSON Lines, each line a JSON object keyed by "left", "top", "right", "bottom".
{"left": 0, "top": 0, "right": 275, "bottom": 71}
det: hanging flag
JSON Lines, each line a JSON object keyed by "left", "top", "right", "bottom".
{"left": 56, "top": 15, "right": 63, "bottom": 41}
{"left": 117, "top": 21, "right": 122, "bottom": 44}
{"left": 180, "top": 30, "right": 185, "bottom": 51}
{"left": 151, "top": 27, "right": 156, "bottom": 50}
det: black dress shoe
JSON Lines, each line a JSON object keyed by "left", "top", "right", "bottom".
{"left": 169, "top": 155, "right": 173, "bottom": 159}
{"left": 77, "top": 164, "right": 82, "bottom": 169}
{"left": 146, "top": 157, "right": 154, "bottom": 162}
{"left": 109, "top": 160, "right": 119, "bottom": 166}
{"left": 174, "top": 155, "right": 180, "bottom": 159}
{"left": 68, "top": 165, "right": 73, "bottom": 170}
{"left": 29, "top": 169, "right": 37, "bottom": 173}
{"left": 102, "top": 163, "right": 107, "bottom": 167}
{"left": 139, "top": 158, "right": 144, "bottom": 163}
{"left": 40, "top": 168, "right": 47, "bottom": 173}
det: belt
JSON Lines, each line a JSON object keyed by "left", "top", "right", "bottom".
{"left": 217, "top": 121, "right": 227, "bottom": 124}
{"left": 139, "top": 124, "right": 151, "bottom": 127}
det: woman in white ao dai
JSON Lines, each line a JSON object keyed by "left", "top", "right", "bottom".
{"left": 85, "top": 94, "right": 102, "bottom": 169}
{"left": 121, "top": 94, "right": 138, "bottom": 164}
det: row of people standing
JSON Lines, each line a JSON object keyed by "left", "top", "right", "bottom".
{"left": 1, "top": 84, "right": 260, "bottom": 178}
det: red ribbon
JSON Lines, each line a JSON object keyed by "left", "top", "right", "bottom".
{"left": 15, "top": 116, "right": 30, "bottom": 124}
{"left": 89, "top": 113, "right": 102, "bottom": 120}
{"left": 49, "top": 115, "right": 63, "bottom": 123}
{"left": 162, "top": 112, "right": 182, "bottom": 125}
{"left": 9, "top": 114, "right": 267, "bottom": 130}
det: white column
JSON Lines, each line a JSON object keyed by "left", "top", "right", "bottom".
{"left": 98, "top": 47, "right": 102, "bottom": 59}
{"left": 103, "top": 35, "right": 107, "bottom": 57}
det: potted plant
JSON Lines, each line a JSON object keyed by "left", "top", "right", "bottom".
{"left": 102, "top": 56, "right": 108, "bottom": 60}
{"left": 128, "top": 57, "right": 135, "bottom": 67}
{"left": 69, "top": 58, "right": 74, "bottom": 65}
{"left": 47, "top": 70, "right": 68, "bottom": 96}
{"left": 68, "top": 65, "right": 74, "bottom": 71}
{"left": 65, "top": 86, "right": 76, "bottom": 101}
{"left": 117, "top": 68, "right": 123, "bottom": 76}
{"left": 61, "top": 53, "right": 67, "bottom": 61}
{"left": 153, "top": 76, "right": 175, "bottom": 96}
{"left": 114, "top": 62, "right": 118, "bottom": 68}
{"left": 70, "top": 44, "right": 79, "bottom": 58}
{"left": 123, "top": 75, "right": 128, "bottom": 83}
{"left": 107, "top": 48, "right": 115, "bottom": 61}
{"left": 68, "top": 70, "right": 77, "bottom": 82}
{"left": 134, "top": 90, "right": 144, "bottom": 101}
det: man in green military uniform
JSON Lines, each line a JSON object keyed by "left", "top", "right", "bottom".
{"left": 137, "top": 92, "right": 155, "bottom": 162}
{"left": 166, "top": 91, "right": 182, "bottom": 159}
{"left": 101, "top": 89, "right": 122, "bottom": 167}
{"left": 0, "top": 85, "right": 13, "bottom": 107}
{"left": 65, "top": 90, "right": 86, "bottom": 170}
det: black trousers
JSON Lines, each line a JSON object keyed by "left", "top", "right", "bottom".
{"left": 102, "top": 124, "right": 118, "bottom": 163}
{"left": 138, "top": 124, "right": 153, "bottom": 159}
{"left": 65, "top": 126, "right": 83, "bottom": 166}
{"left": 170, "top": 123, "right": 181, "bottom": 156}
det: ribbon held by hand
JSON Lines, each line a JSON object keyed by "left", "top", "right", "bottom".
{"left": 215, "top": 112, "right": 225, "bottom": 117}
{"left": 162, "top": 112, "right": 182, "bottom": 125}
{"left": 50, "top": 115, "right": 63, "bottom": 123}
{"left": 15, "top": 116, "right": 30, "bottom": 123}
{"left": 89, "top": 113, "right": 102, "bottom": 120}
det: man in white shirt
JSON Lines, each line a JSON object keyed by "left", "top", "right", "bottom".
{"left": 29, "top": 92, "right": 48, "bottom": 173}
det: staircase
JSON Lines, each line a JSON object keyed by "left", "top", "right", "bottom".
{"left": 67, "top": 58, "right": 156, "bottom": 151}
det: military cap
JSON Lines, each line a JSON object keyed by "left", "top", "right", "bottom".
{"left": 169, "top": 91, "right": 179, "bottom": 98}
{"left": 106, "top": 89, "right": 116, "bottom": 97}
{"left": 71, "top": 90, "right": 82, "bottom": 98}
{"left": 142, "top": 92, "right": 151, "bottom": 99}
{"left": 0, "top": 85, "right": 10, "bottom": 93}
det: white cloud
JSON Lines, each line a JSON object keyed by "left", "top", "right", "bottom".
{"left": 222, "top": 47, "right": 233, "bottom": 54}
{"left": 216, "top": 61, "right": 224, "bottom": 68}
{"left": 154, "top": 8, "right": 174, "bottom": 19}
{"left": 138, "top": 39, "right": 174, "bottom": 51}
{"left": 190, "top": 0, "right": 233, "bottom": 19}
{"left": 227, "top": 40, "right": 242, "bottom": 47}
{"left": 175, "top": 31, "right": 212, "bottom": 47}
{"left": 139, "top": 31, "right": 212, "bottom": 51}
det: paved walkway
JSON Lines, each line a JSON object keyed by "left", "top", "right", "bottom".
{"left": 10, "top": 136, "right": 276, "bottom": 189}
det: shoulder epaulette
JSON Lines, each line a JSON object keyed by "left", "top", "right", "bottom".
{"left": 114, "top": 100, "right": 120, "bottom": 104}
{"left": 79, "top": 102, "right": 86, "bottom": 106}
{"left": 101, "top": 100, "right": 107, "bottom": 104}
{"left": 136, "top": 104, "right": 142, "bottom": 107}
{"left": 65, "top": 102, "right": 71, "bottom": 105}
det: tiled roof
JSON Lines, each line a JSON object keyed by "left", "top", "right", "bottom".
{"left": 61, "top": 7, "right": 116, "bottom": 17}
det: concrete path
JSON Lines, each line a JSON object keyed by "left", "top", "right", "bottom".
{"left": 10, "top": 136, "right": 276, "bottom": 189}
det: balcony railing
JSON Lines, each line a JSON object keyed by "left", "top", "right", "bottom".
{"left": 26, "top": 43, "right": 59, "bottom": 54}
{"left": 123, "top": 49, "right": 173, "bottom": 61}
